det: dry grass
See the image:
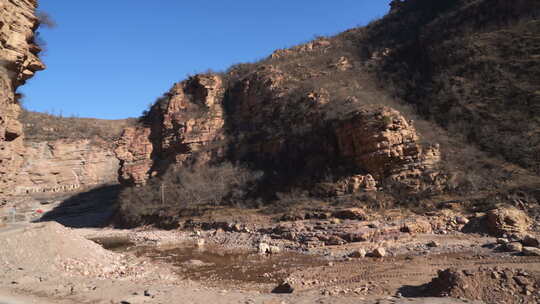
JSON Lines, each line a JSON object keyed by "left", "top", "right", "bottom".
{"left": 21, "top": 110, "right": 136, "bottom": 143}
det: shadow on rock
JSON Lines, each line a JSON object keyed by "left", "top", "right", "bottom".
{"left": 37, "top": 184, "right": 122, "bottom": 228}
{"left": 460, "top": 215, "right": 489, "bottom": 235}
{"left": 397, "top": 283, "right": 432, "bottom": 298}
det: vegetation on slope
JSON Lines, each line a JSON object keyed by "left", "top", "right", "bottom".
{"left": 116, "top": 0, "right": 540, "bottom": 226}
{"left": 21, "top": 110, "right": 136, "bottom": 143}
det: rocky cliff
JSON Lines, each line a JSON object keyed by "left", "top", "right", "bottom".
{"left": 116, "top": 68, "right": 442, "bottom": 195}
{"left": 115, "top": 74, "right": 226, "bottom": 186}
{"left": 10, "top": 111, "right": 133, "bottom": 197}
{"left": 0, "top": 0, "right": 44, "bottom": 202}
{"left": 115, "top": 0, "right": 540, "bottom": 226}
{"left": 14, "top": 139, "right": 119, "bottom": 195}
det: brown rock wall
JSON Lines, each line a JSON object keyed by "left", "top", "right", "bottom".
{"left": 115, "top": 74, "right": 226, "bottom": 185}
{"left": 0, "top": 0, "right": 44, "bottom": 202}
{"left": 14, "top": 139, "right": 119, "bottom": 195}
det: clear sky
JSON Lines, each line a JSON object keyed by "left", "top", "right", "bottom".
{"left": 22, "top": 1, "right": 392, "bottom": 119}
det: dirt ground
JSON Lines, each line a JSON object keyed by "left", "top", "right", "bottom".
{"left": 1, "top": 194, "right": 539, "bottom": 304}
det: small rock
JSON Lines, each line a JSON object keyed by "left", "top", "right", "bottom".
{"left": 349, "top": 248, "right": 367, "bottom": 258}
{"left": 523, "top": 247, "right": 540, "bottom": 256}
{"left": 144, "top": 289, "right": 156, "bottom": 297}
{"left": 330, "top": 218, "right": 341, "bottom": 224}
{"left": 497, "top": 238, "right": 509, "bottom": 245}
{"left": 372, "top": 247, "right": 386, "bottom": 258}
{"left": 182, "top": 259, "right": 207, "bottom": 266}
{"left": 233, "top": 223, "right": 243, "bottom": 232}
{"left": 455, "top": 216, "right": 469, "bottom": 225}
{"left": 505, "top": 242, "right": 523, "bottom": 252}
{"left": 196, "top": 238, "right": 205, "bottom": 247}
{"left": 272, "top": 281, "right": 294, "bottom": 294}
{"left": 258, "top": 242, "right": 270, "bottom": 254}
{"left": 269, "top": 245, "right": 281, "bottom": 254}
{"left": 522, "top": 235, "right": 540, "bottom": 247}
{"left": 427, "top": 241, "right": 439, "bottom": 248}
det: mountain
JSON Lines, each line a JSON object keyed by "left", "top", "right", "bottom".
{"left": 115, "top": 0, "right": 540, "bottom": 225}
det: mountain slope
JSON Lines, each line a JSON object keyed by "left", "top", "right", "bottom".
{"left": 115, "top": 0, "right": 540, "bottom": 225}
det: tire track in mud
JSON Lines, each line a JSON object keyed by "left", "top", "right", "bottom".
{"left": 288, "top": 254, "right": 540, "bottom": 292}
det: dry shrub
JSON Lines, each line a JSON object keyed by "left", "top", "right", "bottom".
{"left": 117, "top": 162, "right": 262, "bottom": 225}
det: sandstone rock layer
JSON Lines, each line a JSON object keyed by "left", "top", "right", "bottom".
{"left": 0, "top": 0, "right": 44, "bottom": 202}
{"left": 116, "top": 67, "right": 442, "bottom": 195}
{"left": 14, "top": 139, "right": 119, "bottom": 195}
{"left": 115, "top": 74, "right": 225, "bottom": 185}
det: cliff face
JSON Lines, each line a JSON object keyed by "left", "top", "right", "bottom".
{"left": 14, "top": 139, "right": 119, "bottom": 195}
{"left": 115, "top": 74, "right": 226, "bottom": 185}
{"left": 117, "top": 0, "right": 540, "bottom": 210}
{"left": 116, "top": 68, "right": 441, "bottom": 194}
{"left": 0, "top": 0, "right": 45, "bottom": 202}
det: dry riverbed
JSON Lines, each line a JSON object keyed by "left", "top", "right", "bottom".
{"left": 1, "top": 199, "right": 539, "bottom": 303}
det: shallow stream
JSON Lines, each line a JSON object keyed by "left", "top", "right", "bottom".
{"left": 90, "top": 236, "right": 327, "bottom": 288}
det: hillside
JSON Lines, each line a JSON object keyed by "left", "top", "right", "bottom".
{"left": 115, "top": 0, "right": 540, "bottom": 226}
{"left": 20, "top": 110, "right": 136, "bottom": 144}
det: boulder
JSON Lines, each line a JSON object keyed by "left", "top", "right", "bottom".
{"left": 332, "top": 208, "right": 367, "bottom": 221}
{"left": 401, "top": 219, "right": 433, "bottom": 234}
{"left": 487, "top": 207, "right": 531, "bottom": 236}
{"left": 349, "top": 248, "right": 367, "bottom": 258}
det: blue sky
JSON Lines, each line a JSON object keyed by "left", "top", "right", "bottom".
{"left": 22, "top": 1, "right": 391, "bottom": 119}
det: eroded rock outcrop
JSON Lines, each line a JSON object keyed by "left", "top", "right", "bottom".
{"left": 14, "top": 139, "right": 119, "bottom": 195}
{"left": 335, "top": 107, "right": 442, "bottom": 191}
{"left": 0, "top": 0, "right": 44, "bottom": 202}
{"left": 487, "top": 207, "right": 532, "bottom": 237}
{"left": 115, "top": 74, "right": 226, "bottom": 185}
{"left": 117, "top": 67, "right": 442, "bottom": 194}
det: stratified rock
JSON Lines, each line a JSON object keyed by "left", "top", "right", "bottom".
{"left": 332, "top": 208, "right": 367, "bottom": 220}
{"left": 334, "top": 174, "right": 377, "bottom": 195}
{"left": 13, "top": 139, "right": 118, "bottom": 195}
{"left": 115, "top": 74, "right": 225, "bottom": 185}
{"left": 335, "top": 107, "right": 442, "bottom": 192}
{"left": 0, "top": 0, "right": 45, "bottom": 202}
{"left": 116, "top": 68, "right": 442, "bottom": 195}
{"left": 401, "top": 219, "right": 433, "bottom": 234}
{"left": 487, "top": 207, "right": 531, "bottom": 237}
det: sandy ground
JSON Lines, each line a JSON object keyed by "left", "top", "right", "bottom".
{"left": 3, "top": 194, "right": 539, "bottom": 303}
{"left": 0, "top": 220, "right": 491, "bottom": 304}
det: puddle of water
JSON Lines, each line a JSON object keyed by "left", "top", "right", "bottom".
{"left": 89, "top": 236, "right": 135, "bottom": 251}
{"left": 131, "top": 245, "right": 327, "bottom": 286}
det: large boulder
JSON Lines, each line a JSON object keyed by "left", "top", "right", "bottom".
{"left": 486, "top": 207, "right": 531, "bottom": 236}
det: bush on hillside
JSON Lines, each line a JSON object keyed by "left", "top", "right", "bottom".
{"left": 117, "top": 162, "right": 263, "bottom": 225}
